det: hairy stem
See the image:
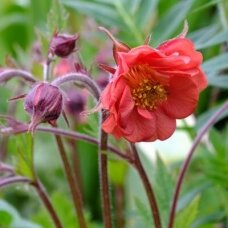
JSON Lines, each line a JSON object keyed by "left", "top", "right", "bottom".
{"left": 0, "top": 69, "right": 36, "bottom": 84}
{"left": 51, "top": 72, "right": 101, "bottom": 101}
{"left": 0, "top": 176, "right": 62, "bottom": 228}
{"left": 130, "top": 143, "right": 162, "bottom": 228}
{"left": 32, "top": 179, "right": 63, "bottom": 228}
{"left": 168, "top": 101, "right": 228, "bottom": 228}
{"left": 99, "top": 112, "right": 112, "bottom": 228}
{"left": 54, "top": 134, "right": 86, "bottom": 228}
{"left": 0, "top": 124, "right": 132, "bottom": 163}
{"left": 0, "top": 176, "right": 30, "bottom": 188}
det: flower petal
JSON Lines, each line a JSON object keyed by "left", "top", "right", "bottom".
{"left": 154, "top": 108, "right": 176, "bottom": 140}
{"left": 158, "top": 38, "right": 203, "bottom": 70}
{"left": 163, "top": 75, "right": 199, "bottom": 118}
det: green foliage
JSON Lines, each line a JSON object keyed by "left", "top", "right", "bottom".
{"left": 108, "top": 160, "right": 127, "bottom": 185}
{"left": 0, "top": 199, "right": 40, "bottom": 228}
{"left": 0, "top": 0, "right": 228, "bottom": 227}
{"left": 175, "top": 195, "right": 200, "bottom": 228}
{"left": 9, "top": 133, "right": 35, "bottom": 179}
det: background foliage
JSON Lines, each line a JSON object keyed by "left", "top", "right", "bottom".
{"left": 0, "top": 0, "right": 228, "bottom": 227}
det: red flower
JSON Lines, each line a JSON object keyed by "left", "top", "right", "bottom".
{"left": 100, "top": 29, "right": 207, "bottom": 142}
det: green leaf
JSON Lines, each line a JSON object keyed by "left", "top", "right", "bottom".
{"left": 196, "top": 30, "right": 228, "bottom": 49}
{"left": 207, "top": 74, "right": 228, "bottom": 88}
{"left": 209, "top": 128, "right": 226, "bottom": 156}
{"left": 11, "top": 133, "right": 35, "bottom": 179}
{"left": 0, "top": 199, "right": 40, "bottom": 228}
{"left": 152, "top": 0, "right": 196, "bottom": 44}
{"left": 177, "top": 182, "right": 210, "bottom": 211}
{"left": 135, "top": 0, "right": 158, "bottom": 30}
{"left": 47, "top": 0, "right": 69, "bottom": 33}
{"left": 134, "top": 197, "right": 152, "bottom": 227}
{"left": 108, "top": 160, "right": 127, "bottom": 185}
{"left": 154, "top": 153, "right": 174, "bottom": 227}
{"left": 175, "top": 195, "right": 200, "bottom": 228}
{"left": 192, "top": 212, "right": 225, "bottom": 228}
{"left": 62, "top": 0, "right": 125, "bottom": 28}
{"left": 202, "top": 53, "right": 228, "bottom": 73}
{"left": 0, "top": 210, "right": 13, "bottom": 226}
{"left": 196, "top": 103, "right": 228, "bottom": 130}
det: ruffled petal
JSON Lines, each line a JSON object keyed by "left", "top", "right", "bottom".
{"left": 158, "top": 38, "right": 203, "bottom": 70}
{"left": 163, "top": 75, "right": 199, "bottom": 119}
{"left": 191, "top": 68, "right": 208, "bottom": 91}
{"left": 154, "top": 108, "right": 176, "bottom": 140}
{"left": 120, "top": 108, "right": 157, "bottom": 142}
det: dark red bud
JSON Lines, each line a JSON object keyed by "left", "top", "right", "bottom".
{"left": 66, "top": 90, "right": 86, "bottom": 116}
{"left": 96, "top": 74, "right": 109, "bottom": 90}
{"left": 49, "top": 32, "right": 79, "bottom": 58}
{"left": 24, "top": 82, "right": 63, "bottom": 131}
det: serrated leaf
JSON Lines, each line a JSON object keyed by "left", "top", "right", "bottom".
{"left": 177, "top": 182, "right": 210, "bottom": 211}
{"left": 175, "top": 195, "right": 200, "bottom": 228}
{"left": 13, "top": 133, "right": 35, "bottom": 179}
{"left": 154, "top": 153, "right": 173, "bottom": 227}
{"left": 209, "top": 128, "right": 226, "bottom": 156}
{"left": 47, "top": 0, "right": 69, "bottom": 33}
{"left": 202, "top": 53, "right": 228, "bottom": 73}
{"left": 134, "top": 197, "right": 152, "bottom": 227}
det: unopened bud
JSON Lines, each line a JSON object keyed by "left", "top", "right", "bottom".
{"left": 49, "top": 32, "right": 79, "bottom": 58}
{"left": 24, "top": 82, "right": 63, "bottom": 131}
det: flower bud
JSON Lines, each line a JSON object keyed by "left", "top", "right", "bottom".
{"left": 24, "top": 82, "right": 63, "bottom": 131}
{"left": 65, "top": 90, "right": 87, "bottom": 123}
{"left": 49, "top": 32, "right": 79, "bottom": 58}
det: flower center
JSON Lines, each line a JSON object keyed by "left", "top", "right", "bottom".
{"left": 124, "top": 64, "right": 168, "bottom": 110}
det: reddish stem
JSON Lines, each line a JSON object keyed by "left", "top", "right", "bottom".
{"left": 54, "top": 134, "right": 87, "bottom": 228}
{"left": 99, "top": 112, "right": 112, "bottom": 228}
{"left": 168, "top": 101, "right": 228, "bottom": 228}
{"left": 32, "top": 180, "right": 63, "bottom": 228}
{"left": 130, "top": 143, "right": 162, "bottom": 228}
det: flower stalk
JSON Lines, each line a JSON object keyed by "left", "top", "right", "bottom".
{"left": 130, "top": 143, "right": 162, "bottom": 228}
{"left": 32, "top": 179, "right": 63, "bottom": 228}
{"left": 168, "top": 101, "right": 228, "bottom": 228}
{"left": 54, "top": 131, "right": 86, "bottom": 228}
{"left": 99, "top": 112, "right": 112, "bottom": 228}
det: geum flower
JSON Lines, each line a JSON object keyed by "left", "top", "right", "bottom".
{"left": 100, "top": 26, "right": 207, "bottom": 142}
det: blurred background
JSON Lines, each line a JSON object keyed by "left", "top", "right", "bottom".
{"left": 0, "top": 0, "right": 228, "bottom": 227}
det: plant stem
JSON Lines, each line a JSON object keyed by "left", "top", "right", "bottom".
{"left": 1, "top": 124, "right": 132, "bottom": 163}
{"left": 168, "top": 101, "right": 228, "bottom": 228}
{"left": 99, "top": 112, "right": 112, "bottom": 228}
{"left": 32, "top": 179, "right": 63, "bottom": 228}
{"left": 130, "top": 143, "right": 162, "bottom": 228}
{"left": 0, "top": 176, "right": 30, "bottom": 188}
{"left": 0, "top": 69, "right": 36, "bottom": 84}
{"left": 0, "top": 176, "right": 62, "bottom": 228}
{"left": 54, "top": 133, "right": 86, "bottom": 228}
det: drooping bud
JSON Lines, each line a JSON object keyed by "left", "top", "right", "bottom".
{"left": 24, "top": 82, "right": 63, "bottom": 131}
{"left": 49, "top": 32, "right": 79, "bottom": 58}
{"left": 96, "top": 74, "right": 109, "bottom": 90}
{"left": 65, "top": 90, "right": 87, "bottom": 123}
{"left": 98, "top": 27, "right": 130, "bottom": 63}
